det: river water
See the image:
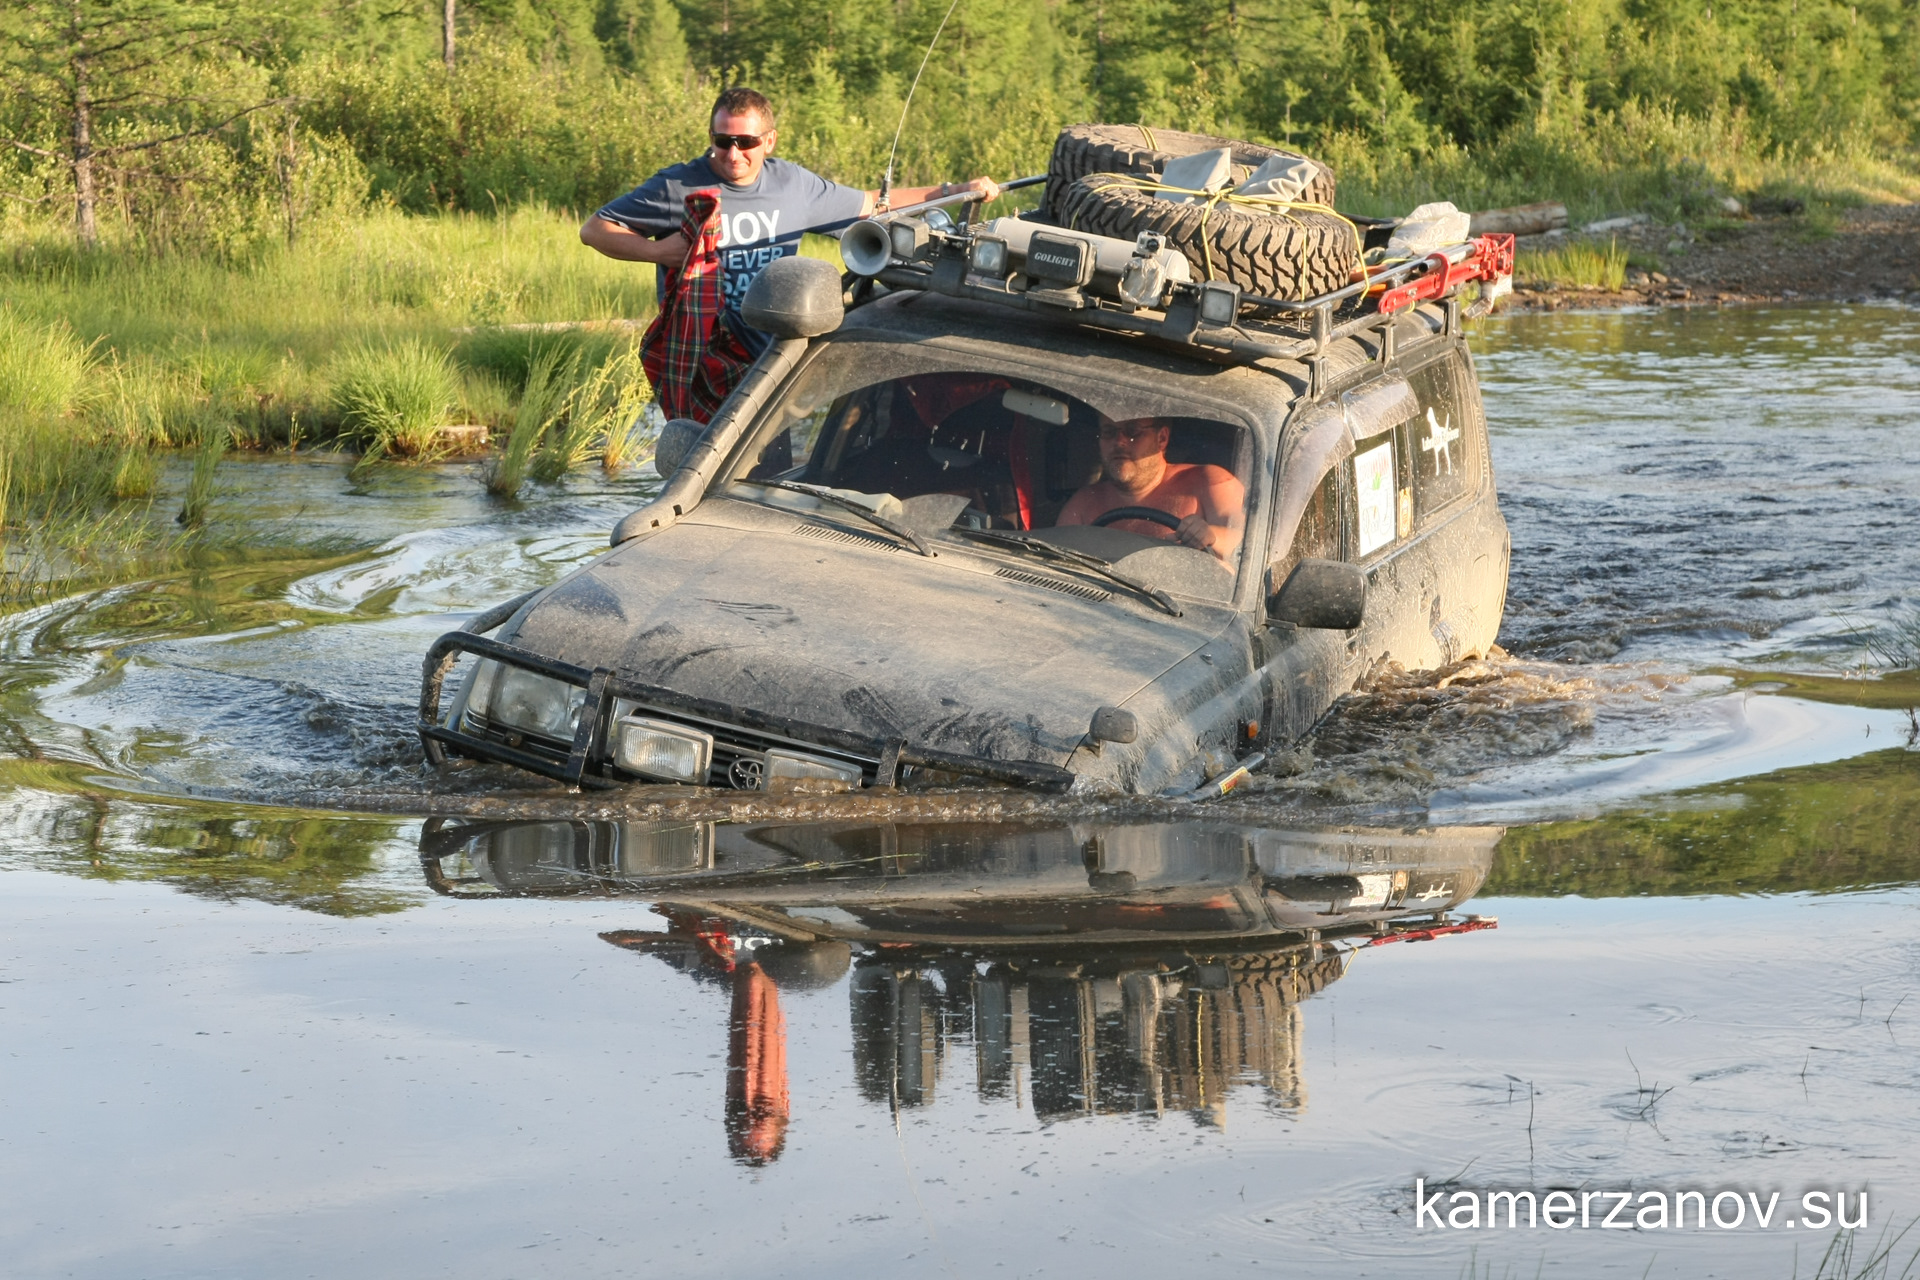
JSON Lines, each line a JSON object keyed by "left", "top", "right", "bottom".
{"left": 3, "top": 303, "right": 1918, "bottom": 1278}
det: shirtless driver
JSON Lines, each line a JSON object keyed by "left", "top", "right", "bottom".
{"left": 1057, "top": 418, "right": 1245, "bottom": 560}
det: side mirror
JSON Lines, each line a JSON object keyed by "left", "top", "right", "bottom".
{"left": 1268, "top": 558, "right": 1367, "bottom": 630}
{"left": 742, "top": 254, "right": 845, "bottom": 338}
{"left": 652, "top": 417, "right": 703, "bottom": 478}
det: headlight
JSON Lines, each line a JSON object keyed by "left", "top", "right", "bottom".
{"left": 765, "top": 748, "right": 863, "bottom": 793}
{"left": 615, "top": 716, "right": 714, "bottom": 783}
{"left": 458, "top": 659, "right": 499, "bottom": 725}
{"left": 472, "top": 662, "right": 585, "bottom": 740}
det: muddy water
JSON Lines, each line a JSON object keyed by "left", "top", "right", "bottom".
{"left": 3, "top": 304, "right": 1918, "bottom": 1278}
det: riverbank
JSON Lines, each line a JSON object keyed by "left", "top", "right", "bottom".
{"left": 1505, "top": 201, "right": 1920, "bottom": 311}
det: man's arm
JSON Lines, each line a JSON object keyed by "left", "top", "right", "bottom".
{"left": 580, "top": 215, "right": 689, "bottom": 265}
{"left": 1176, "top": 466, "right": 1248, "bottom": 558}
{"left": 859, "top": 176, "right": 1002, "bottom": 217}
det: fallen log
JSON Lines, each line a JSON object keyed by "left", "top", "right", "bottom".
{"left": 1468, "top": 202, "right": 1569, "bottom": 237}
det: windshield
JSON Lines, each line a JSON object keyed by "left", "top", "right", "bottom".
{"left": 721, "top": 339, "right": 1257, "bottom": 603}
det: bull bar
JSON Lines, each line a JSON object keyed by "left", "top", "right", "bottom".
{"left": 418, "top": 630, "right": 1077, "bottom": 793}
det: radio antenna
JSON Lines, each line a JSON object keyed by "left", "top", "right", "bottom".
{"left": 879, "top": 0, "right": 962, "bottom": 211}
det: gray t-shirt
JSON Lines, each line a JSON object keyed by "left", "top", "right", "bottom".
{"left": 596, "top": 156, "right": 866, "bottom": 352}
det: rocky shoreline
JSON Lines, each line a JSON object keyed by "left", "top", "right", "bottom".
{"left": 1502, "top": 201, "right": 1920, "bottom": 312}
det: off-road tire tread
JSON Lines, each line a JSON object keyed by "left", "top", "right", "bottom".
{"left": 1055, "top": 175, "right": 1357, "bottom": 299}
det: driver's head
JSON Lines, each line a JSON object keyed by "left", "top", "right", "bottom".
{"left": 1097, "top": 416, "right": 1171, "bottom": 487}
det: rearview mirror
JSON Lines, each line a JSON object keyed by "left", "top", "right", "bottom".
{"left": 1268, "top": 558, "right": 1367, "bottom": 630}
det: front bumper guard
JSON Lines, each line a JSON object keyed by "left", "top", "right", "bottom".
{"left": 418, "top": 630, "right": 1076, "bottom": 794}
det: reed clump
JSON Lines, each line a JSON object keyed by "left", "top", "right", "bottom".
{"left": 484, "top": 349, "right": 573, "bottom": 499}
{"left": 533, "top": 336, "right": 653, "bottom": 482}
{"left": 1516, "top": 238, "right": 1630, "bottom": 292}
{"left": 329, "top": 339, "right": 460, "bottom": 468}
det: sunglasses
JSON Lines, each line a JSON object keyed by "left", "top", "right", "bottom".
{"left": 1098, "top": 424, "right": 1159, "bottom": 443}
{"left": 710, "top": 131, "right": 768, "bottom": 152}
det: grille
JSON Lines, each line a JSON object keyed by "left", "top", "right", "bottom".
{"left": 994, "top": 567, "right": 1111, "bottom": 601}
{"left": 616, "top": 703, "right": 876, "bottom": 790}
{"left": 468, "top": 707, "right": 876, "bottom": 790}
{"left": 793, "top": 522, "right": 899, "bottom": 551}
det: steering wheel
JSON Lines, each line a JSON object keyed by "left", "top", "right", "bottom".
{"left": 1091, "top": 505, "right": 1182, "bottom": 532}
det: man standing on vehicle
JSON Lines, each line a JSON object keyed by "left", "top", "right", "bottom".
{"left": 580, "top": 87, "right": 1001, "bottom": 357}
{"left": 1057, "top": 416, "right": 1246, "bottom": 560}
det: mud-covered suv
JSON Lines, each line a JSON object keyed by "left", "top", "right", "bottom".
{"left": 419, "top": 215, "right": 1514, "bottom": 796}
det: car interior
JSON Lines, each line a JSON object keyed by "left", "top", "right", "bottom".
{"left": 742, "top": 372, "right": 1252, "bottom": 545}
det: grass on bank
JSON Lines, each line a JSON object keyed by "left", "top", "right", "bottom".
{"left": 1327, "top": 101, "right": 1920, "bottom": 225}
{"left": 0, "top": 206, "right": 673, "bottom": 606}
{"left": 1, "top": 204, "right": 661, "bottom": 449}
{"left": 1516, "top": 238, "right": 1630, "bottom": 291}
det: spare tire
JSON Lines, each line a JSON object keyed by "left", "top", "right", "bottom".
{"left": 1043, "top": 123, "right": 1337, "bottom": 225}
{"left": 1055, "top": 174, "right": 1360, "bottom": 300}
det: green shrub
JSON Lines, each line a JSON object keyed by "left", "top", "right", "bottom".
{"left": 328, "top": 339, "right": 459, "bottom": 465}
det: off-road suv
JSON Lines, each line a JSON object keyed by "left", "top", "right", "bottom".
{"left": 419, "top": 213, "right": 1514, "bottom": 796}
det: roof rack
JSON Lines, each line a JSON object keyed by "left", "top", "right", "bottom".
{"left": 844, "top": 213, "right": 1515, "bottom": 394}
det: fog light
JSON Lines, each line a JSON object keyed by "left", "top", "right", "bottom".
{"left": 969, "top": 235, "right": 1008, "bottom": 276}
{"left": 487, "top": 666, "right": 585, "bottom": 739}
{"left": 1197, "top": 281, "right": 1240, "bottom": 325}
{"left": 615, "top": 821, "right": 715, "bottom": 874}
{"left": 764, "top": 748, "right": 863, "bottom": 793}
{"left": 615, "top": 716, "right": 713, "bottom": 783}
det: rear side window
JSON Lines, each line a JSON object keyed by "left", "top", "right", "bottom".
{"left": 1405, "top": 351, "right": 1480, "bottom": 520}
{"left": 1351, "top": 424, "right": 1413, "bottom": 559}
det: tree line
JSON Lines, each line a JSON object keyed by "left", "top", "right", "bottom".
{"left": 3, "top": 0, "right": 1916, "bottom": 252}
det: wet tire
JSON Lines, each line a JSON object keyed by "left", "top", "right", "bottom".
{"left": 1041, "top": 123, "right": 1337, "bottom": 225}
{"left": 1054, "top": 174, "right": 1360, "bottom": 300}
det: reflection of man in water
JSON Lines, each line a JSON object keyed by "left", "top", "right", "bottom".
{"left": 726, "top": 962, "right": 789, "bottom": 1164}
{"left": 602, "top": 911, "right": 848, "bottom": 1166}
{"left": 1056, "top": 418, "right": 1245, "bottom": 559}
{"left": 601, "top": 912, "right": 791, "bottom": 1164}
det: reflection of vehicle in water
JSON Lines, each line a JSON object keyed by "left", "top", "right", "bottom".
{"left": 419, "top": 228, "right": 1512, "bottom": 798}
{"left": 422, "top": 818, "right": 1498, "bottom": 1155}
{"left": 420, "top": 818, "right": 1500, "bottom": 945}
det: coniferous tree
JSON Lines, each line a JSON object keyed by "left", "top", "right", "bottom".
{"left": 0, "top": 0, "right": 285, "bottom": 248}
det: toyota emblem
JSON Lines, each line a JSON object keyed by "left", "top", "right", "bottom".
{"left": 728, "top": 756, "right": 766, "bottom": 790}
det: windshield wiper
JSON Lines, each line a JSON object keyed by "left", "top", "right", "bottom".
{"left": 732, "top": 479, "right": 934, "bottom": 557}
{"left": 956, "top": 528, "right": 1183, "bottom": 617}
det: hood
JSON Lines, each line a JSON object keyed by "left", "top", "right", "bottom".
{"left": 506, "top": 511, "right": 1229, "bottom": 765}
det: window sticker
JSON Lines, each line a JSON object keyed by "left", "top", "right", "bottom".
{"left": 1422, "top": 406, "right": 1459, "bottom": 475}
{"left": 1355, "top": 439, "right": 1396, "bottom": 555}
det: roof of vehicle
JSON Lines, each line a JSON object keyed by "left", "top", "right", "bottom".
{"left": 833, "top": 286, "right": 1459, "bottom": 425}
